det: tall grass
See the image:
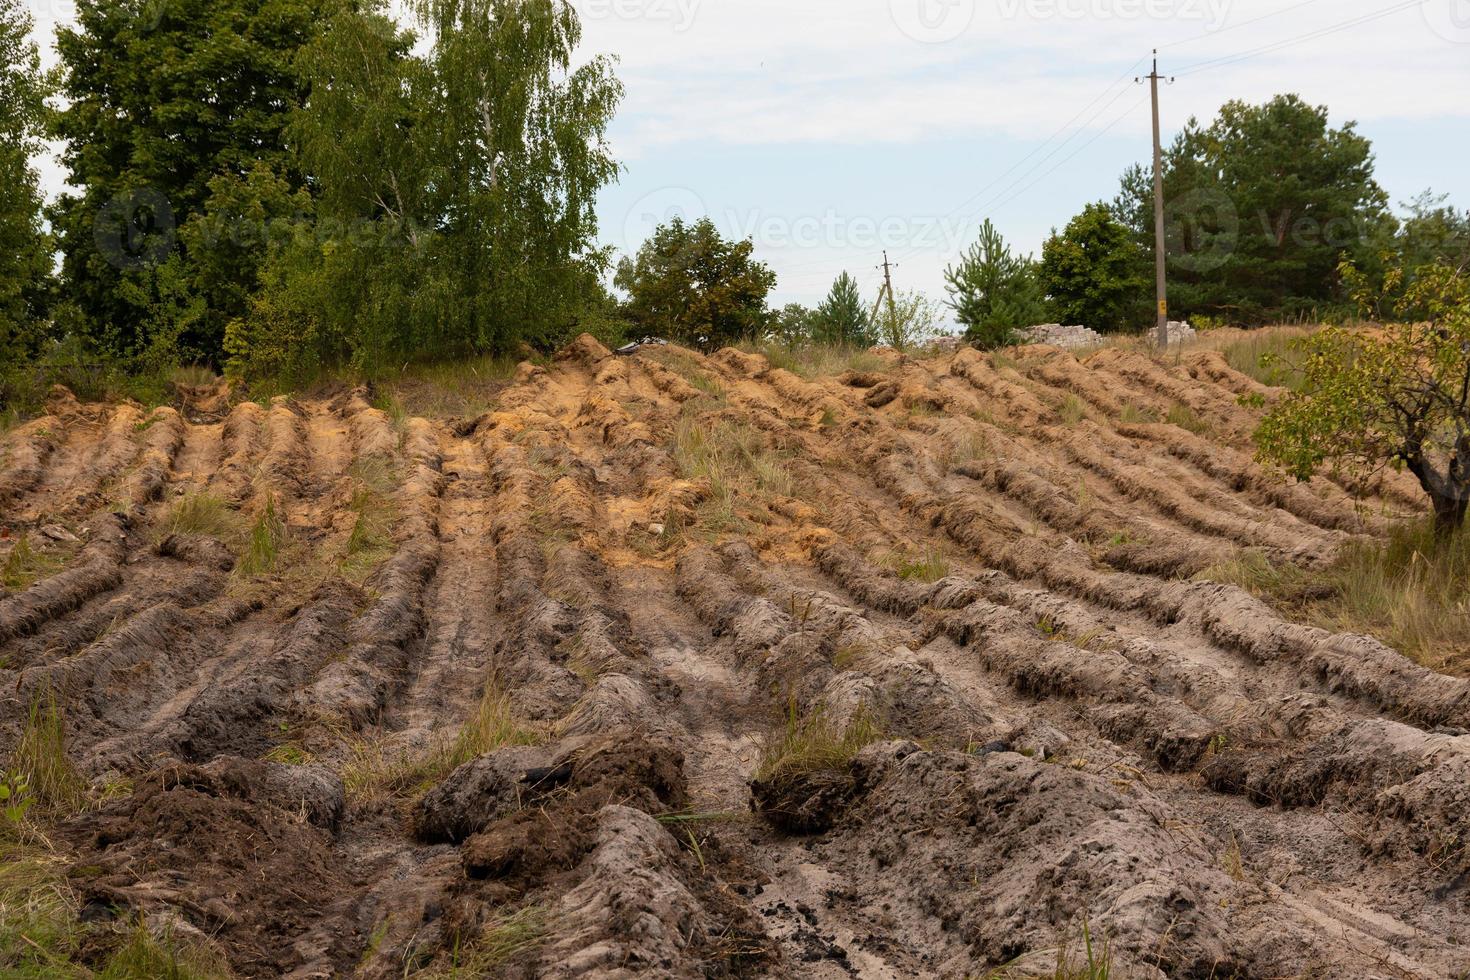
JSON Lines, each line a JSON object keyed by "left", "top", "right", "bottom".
{"left": 416, "top": 907, "right": 548, "bottom": 978}
{"left": 1, "top": 537, "right": 64, "bottom": 591}
{"left": 1221, "top": 329, "right": 1311, "bottom": 390}
{"left": 238, "top": 497, "right": 285, "bottom": 577}
{"left": 157, "top": 493, "right": 241, "bottom": 543}
{"left": 12, "top": 690, "right": 83, "bottom": 814}
{"left": 341, "top": 457, "right": 398, "bottom": 581}
{"left": 1202, "top": 518, "right": 1470, "bottom": 672}
{"left": 740, "top": 342, "right": 891, "bottom": 379}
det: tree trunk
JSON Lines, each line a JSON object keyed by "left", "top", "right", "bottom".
{"left": 1431, "top": 491, "right": 1468, "bottom": 540}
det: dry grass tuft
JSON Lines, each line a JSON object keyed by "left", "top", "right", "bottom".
{"left": 672, "top": 414, "right": 795, "bottom": 536}
{"left": 1201, "top": 519, "right": 1470, "bottom": 672}
{"left": 1, "top": 537, "right": 64, "bottom": 591}
{"left": 342, "top": 680, "right": 540, "bottom": 804}
{"left": 415, "top": 907, "right": 549, "bottom": 978}
{"left": 754, "top": 701, "right": 883, "bottom": 786}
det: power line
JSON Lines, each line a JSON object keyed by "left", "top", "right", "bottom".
{"left": 1156, "top": 0, "right": 1326, "bottom": 49}
{"left": 1175, "top": 0, "right": 1425, "bottom": 76}
{"left": 882, "top": 58, "right": 1146, "bottom": 266}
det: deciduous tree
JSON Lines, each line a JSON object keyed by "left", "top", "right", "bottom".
{"left": 1257, "top": 264, "right": 1470, "bottom": 538}
{"left": 1039, "top": 204, "right": 1146, "bottom": 333}
{"left": 614, "top": 217, "right": 775, "bottom": 349}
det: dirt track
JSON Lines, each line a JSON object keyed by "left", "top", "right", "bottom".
{"left": 4, "top": 335, "right": 1470, "bottom": 978}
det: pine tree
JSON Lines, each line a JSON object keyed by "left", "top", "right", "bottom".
{"left": 813, "top": 272, "right": 873, "bottom": 347}
{"left": 944, "top": 219, "right": 1044, "bottom": 350}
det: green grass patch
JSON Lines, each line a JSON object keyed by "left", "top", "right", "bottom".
{"left": 741, "top": 342, "right": 890, "bottom": 380}
{"left": 158, "top": 493, "right": 242, "bottom": 544}
{"left": 98, "top": 916, "right": 232, "bottom": 980}
{"left": 11, "top": 690, "right": 83, "bottom": 815}
{"left": 890, "top": 547, "right": 950, "bottom": 583}
{"left": 416, "top": 907, "right": 548, "bottom": 978}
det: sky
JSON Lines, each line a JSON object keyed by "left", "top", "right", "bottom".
{"left": 24, "top": 0, "right": 1470, "bottom": 311}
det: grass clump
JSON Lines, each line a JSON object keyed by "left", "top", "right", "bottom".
{"left": 1, "top": 537, "right": 64, "bottom": 591}
{"left": 158, "top": 493, "right": 242, "bottom": 544}
{"left": 342, "top": 681, "right": 539, "bottom": 804}
{"left": 98, "top": 916, "right": 231, "bottom": 980}
{"left": 1117, "top": 403, "right": 1158, "bottom": 425}
{"left": 415, "top": 907, "right": 548, "bottom": 978}
{"left": 1058, "top": 395, "right": 1087, "bottom": 425}
{"left": 12, "top": 690, "right": 84, "bottom": 815}
{"left": 891, "top": 547, "right": 950, "bottom": 583}
{"left": 341, "top": 457, "right": 398, "bottom": 581}
{"left": 1200, "top": 519, "right": 1470, "bottom": 672}
{"left": 672, "top": 414, "right": 795, "bottom": 537}
{"left": 237, "top": 497, "right": 285, "bottom": 577}
{"left": 743, "top": 342, "right": 890, "bottom": 380}
{"left": 981, "top": 922, "right": 1113, "bottom": 979}
{"left": 1165, "top": 403, "right": 1210, "bottom": 435}
{"left": 754, "top": 701, "right": 883, "bottom": 787}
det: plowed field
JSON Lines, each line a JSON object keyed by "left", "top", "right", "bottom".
{"left": 4, "top": 333, "right": 1469, "bottom": 979}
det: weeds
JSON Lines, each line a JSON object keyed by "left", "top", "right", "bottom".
{"left": 742, "top": 342, "right": 890, "bottom": 379}
{"left": 98, "top": 915, "right": 231, "bottom": 980}
{"left": 0, "top": 834, "right": 81, "bottom": 976}
{"left": 1058, "top": 395, "right": 1087, "bottom": 425}
{"left": 341, "top": 457, "right": 398, "bottom": 581}
{"left": 672, "top": 414, "right": 794, "bottom": 537}
{"left": 11, "top": 690, "right": 83, "bottom": 814}
{"left": 980, "top": 921, "right": 1114, "bottom": 979}
{"left": 891, "top": 547, "right": 950, "bottom": 583}
{"left": 1118, "top": 403, "right": 1158, "bottom": 425}
{"left": 1222, "top": 330, "right": 1310, "bottom": 391}
{"left": 158, "top": 493, "right": 241, "bottom": 544}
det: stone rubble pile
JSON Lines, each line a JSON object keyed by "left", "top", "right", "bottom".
{"left": 1018, "top": 323, "right": 1106, "bottom": 348}
{"left": 1014, "top": 320, "right": 1198, "bottom": 349}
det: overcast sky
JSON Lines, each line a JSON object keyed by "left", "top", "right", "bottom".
{"left": 26, "top": 0, "right": 1470, "bottom": 310}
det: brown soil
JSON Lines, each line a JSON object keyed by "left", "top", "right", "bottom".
{"left": 3, "top": 336, "right": 1468, "bottom": 978}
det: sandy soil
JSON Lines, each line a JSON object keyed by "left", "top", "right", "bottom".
{"left": 3, "top": 336, "right": 1468, "bottom": 979}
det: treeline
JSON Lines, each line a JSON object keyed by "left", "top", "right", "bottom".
{"left": 4, "top": 0, "right": 1469, "bottom": 403}
{"left": 949, "top": 94, "right": 1470, "bottom": 348}
{"left": 2, "top": 0, "right": 623, "bottom": 400}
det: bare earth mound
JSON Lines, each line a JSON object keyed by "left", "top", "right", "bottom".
{"left": 3, "top": 337, "right": 1468, "bottom": 978}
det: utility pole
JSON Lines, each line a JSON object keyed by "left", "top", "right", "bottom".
{"left": 1139, "top": 51, "right": 1174, "bottom": 348}
{"left": 875, "top": 251, "right": 898, "bottom": 341}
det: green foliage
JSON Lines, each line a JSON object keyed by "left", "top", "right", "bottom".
{"left": 239, "top": 497, "right": 285, "bottom": 576}
{"left": 49, "top": 0, "right": 321, "bottom": 365}
{"left": 12, "top": 689, "right": 83, "bottom": 814}
{"left": 813, "top": 272, "right": 874, "bottom": 347}
{"left": 944, "top": 219, "right": 1045, "bottom": 350}
{"left": 754, "top": 700, "right": 883, "bottom": 785}
{"left": 615, "top": 217, "right": 776, "bottom": 349}
{"left": 769, "top": 303, "right": 817, "bottom": 348}
{"left": 1039, "top": 204, "right": 1147, "bottom": 334}
{"left": 0, "top": 0, "right": 52, "bottom": 370}
{"left": 225, "top": 0, "right": 622, "bottom": 380}
{"left": 874, "top": 289, "right": 945, "bottom": 352}
{"left": 1115, "top": 94, "right": 1388, "bottom": 324}
{"left": 1255, "top": 265, "right": 1470, "bottom": 537}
